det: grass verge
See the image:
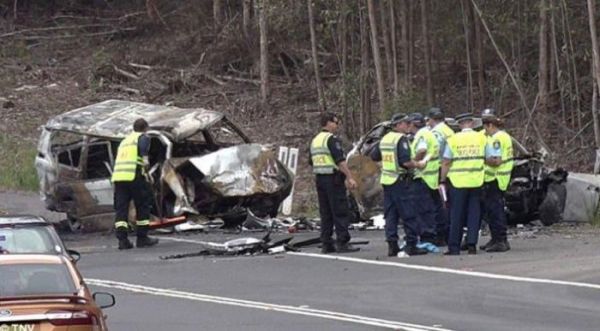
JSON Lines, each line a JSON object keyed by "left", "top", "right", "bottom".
{"left": 0, "top": 134, "right": 39, "bottom": 191}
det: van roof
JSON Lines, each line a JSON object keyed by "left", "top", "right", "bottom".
{"left": 44, "top": 99, "right": 224, "bottom": 141}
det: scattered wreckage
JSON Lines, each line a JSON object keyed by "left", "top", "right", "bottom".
{"left": 35, "top": 100, "right": 293, "bottom": 229}
{"left": 347, "top": 119, "right": 568, "bottom": 226}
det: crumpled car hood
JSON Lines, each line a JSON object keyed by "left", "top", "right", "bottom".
{"left": 188, "top": 143, "right": 291, "bottom": 196}
{"left": 44, "top": 99, "right": 222, "bottom": 141}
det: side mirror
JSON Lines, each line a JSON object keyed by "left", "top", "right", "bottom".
{"left": 93, "top": 292, "right": 116, "bottom": 309}
{"left": 67, "top": 249, "right": 81, "bottom": 263}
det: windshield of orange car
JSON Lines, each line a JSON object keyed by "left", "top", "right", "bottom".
{"left": 0, "top": 263, "right": 77, "bottom": 297}
{"left": 0, "top": 227, "right": 63, "bottom": 254}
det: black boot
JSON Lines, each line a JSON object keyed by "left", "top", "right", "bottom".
{"left": 479, "top": 238, "right": 496, "bottom": 251}
{"left": 485, "top": 239, "right": 510, "bottom": 253}
{"left": 136, "top": 225, "right": 159, "bottom": 248}
{"left": 336, "top": 243, "right": 360, "bottom": 253}
{"left": 116, "top": 230, "right": 133, "bottom": 250}
{"left": 321, "top": 243, "right": 336, "bottom": 254}
{"left": 387, "top": 241, "right": 400, "bottom": 257}
{"left": 405, "top": 244, "right": 428, "bottom": 256}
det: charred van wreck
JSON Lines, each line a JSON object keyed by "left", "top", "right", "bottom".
{"left": 35, "top": 100, "right": 293, "bottom": 227}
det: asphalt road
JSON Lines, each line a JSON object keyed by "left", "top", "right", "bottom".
{"left": 66, "top": 229, "right": 600, "bottom": 331}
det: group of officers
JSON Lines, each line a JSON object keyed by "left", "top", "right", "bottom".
{"left": 310, "top": 107, "right": 514, "bottom": 256}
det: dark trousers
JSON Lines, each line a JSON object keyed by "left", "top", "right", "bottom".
{"left": 383, "top": 179, "right": 419, "bottom": 245}
{"left": 448, "top": 185, "right": 482, "bottom": 253}
{"left": 413, "top": 179, "right": 437, "bottom": 242}
{"left": 316, "top": 174, "right": 351, "bottom": 245}
{"left": 430, "top": 187, "right": 449, "bottom": 241}
{"left": 114, "top": 177, "right": 153, "bottom": 230}
{"left": 483, "top": 180, "right": 507, "bottom": 241}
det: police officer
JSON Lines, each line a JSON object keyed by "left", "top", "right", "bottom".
{"left": 407, "top": 112, "right": 440, "bottom": 246}
{"left": 480, "top": 108, "right": 513, "bottom": 252}
{"left": 426, "top": 107, "right": 454, "bottom": 245}
{"left": 309, "top": 112, "right": 359, "bottom": 254}
{"left": 371, "top": 113, "right": 428, "bottom": 256}
{"left": 440, "top": 113, "right": 499, "bottom": 255}
{"left": 112, "top": 118, "right": 158, "bottom": 250}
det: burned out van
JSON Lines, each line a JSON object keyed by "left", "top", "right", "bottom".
{"left": 35, "top": 100, "right": 293, "bottom": 228}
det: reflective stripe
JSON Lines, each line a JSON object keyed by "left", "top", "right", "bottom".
{"left": 136, "top": 220, "right": 150, "bottom": 226}
{"left": 380, "top": 132, "right": 406, "bottom": 185}
{"left": 411, "top": 128, "right": 440, "bottom": 189}
{"left": 484, "top": 131, "right": 514, "bottom": 191}
{"left": 112, "top": 132, "right": 142, "bottom": 182}
{"left": 310, "top": 132, "right": 338, "bottom": 174}
{"left": 115, "top": 221, "right": 129, "bottom": 229}
{"left": 447, "top": 131, "right": 486, "bottom": 188}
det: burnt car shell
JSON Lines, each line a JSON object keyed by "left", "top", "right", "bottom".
{"left": 35, "top": 100, "right": 293, "bottom": 226}
{"left": 347, "top": 119, "right": 568, "bottom": 225}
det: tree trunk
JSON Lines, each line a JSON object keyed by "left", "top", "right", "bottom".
{"left": 538, "top": 0, "right": 549, "bottom": 110}
{"left": 560, "top": 0, "right": 581, "bottom": 128}
{"left": 367, "top": 0, "right": 386, "bottom": 114}
{"left": 400, "top": 0, "right": 410, "bottom": 91}
{"left": 340, "top": 0, "right": 351, "bottom": 138}
{"left": 420, "top": 0, "right": 434, "bottom": 105}
{"left": 586, "top": 0, "right": 600, "bottom": 148}
{"left": 360, "top": 3, "right": 371, "bottom": 133}
{"left": 408, "top": 0, "right": 414, "bottom": 89}
{"left": 389, "top": 0, "right": 398, "bottom": 96}
{"left": 307, "top": 0, "right": 326, "bottom": 111}
{"left": 259, "top": 0, "right": 269, "bottom": 106}
{"left": 243, "top": 0, "right": 252, "bottom": 38}
{"left": 380, "top": 0, "right": 393, "bottom": 86}
{"left": 461, "top": 0, "right": 474, "bottom": 112}
{"left": 213, "top": 0, "right": 222, "bottom": 27}
{"left": 473, "top": 2, "right": 485, "bottom": 107}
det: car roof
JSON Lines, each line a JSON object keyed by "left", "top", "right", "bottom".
{"left": 0, "top": 215, "right": 49, "bottom": 226}
{"left": 0, "top": 254, "right": 65, "bottom": 265}
{"left": 43, "top": 99, "right": 225, "bottom": 141}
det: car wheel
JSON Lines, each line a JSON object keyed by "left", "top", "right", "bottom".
{"left": 66, "top": 215, "right": 83, "bottom": 233}
{"left": 347, "top": 194, "right": 361, "bottom": 223}
{"left": 538, "top": 183, "right": 567, "bottom": 226}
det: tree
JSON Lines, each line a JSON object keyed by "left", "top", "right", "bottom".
{"left": 243, "top": 0, "right": 252, "bottom": 38}
{"left": 307, "top": 0, "right": 326, "bottom": 111}
{"left": 538, "top": 0, "right": 550, "bottom": 110}
{"left": 367, "top": 0, "right": 385, "bottom": 113}
{"left": 259, "top": 0, "right": 269, "bottom": 105}
{"left": 213, "top": 0, "right": 222, "bottom": 27}
{"left": 586, "top": 0, "right": 600, "bottom": 149}
{"left": 420, "top": 0, "right": 434, "bottom": 105}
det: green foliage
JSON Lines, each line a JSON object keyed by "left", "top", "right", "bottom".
{"left": 0, "top": 134, "right": 39, "bottom": 191}
{"left": 383, "top": 90, "right": 428, "bottom": 121}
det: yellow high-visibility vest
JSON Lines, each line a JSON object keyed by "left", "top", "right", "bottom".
{"left": 411, "top": 128, "right": 440, "bottom": 189}
{"left": 484, "top": 130, "right": 514, "bottom": 191}
{"left": 447, "top": 130, "right": 487, "bottom": 188}
{"left": 432, "top": 122, "right": 455, "bottom": 140}
{"left": 310, "top": 132, "right": 338, "bottom": 174}
{"left": 112, "top": 132, "right": 143, "bottom": 182}
{"left": 380, "top": 131, "right": 407, "bottom": 185}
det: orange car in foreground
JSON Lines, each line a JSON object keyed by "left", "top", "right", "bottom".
{"left": 0, "top": 254, "right": 115, "bottom": 330}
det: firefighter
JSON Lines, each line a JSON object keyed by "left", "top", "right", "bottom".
{"left": 309, "top": 112, "right": 359, "bottom": 254}
{"left": 112, "top": 118, "right": 158, "bottom": 250}
{"left": 440, "top": 113, "right": 499, "bottom": 255}
{"left": 480, "top": 108, "right": 514, "bottom": 252}
{"left": 371, "top": 113, "right": 428, "bottom": 256}
{"left": 427, "top": 107, "right": 454, "bottom": 244}
{"left": 407, "top": 112, "right": 440, "bottom": 246}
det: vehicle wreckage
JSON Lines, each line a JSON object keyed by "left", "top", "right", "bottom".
{"left": 35, "top": 100, "right": 293, "bottom": 229}
{"left": 347, "top": 119, "right": 568, "bottom": 226}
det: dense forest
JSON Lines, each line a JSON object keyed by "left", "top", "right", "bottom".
{"left": 2, "top": 0, "right": 600, "bottom": 204}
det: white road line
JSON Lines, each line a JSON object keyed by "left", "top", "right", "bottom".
{"left": 86, "top": 278, "right": 453, "bottom": 331}
{"left": 288, "top": 252, "right": 600, "bottom": 290}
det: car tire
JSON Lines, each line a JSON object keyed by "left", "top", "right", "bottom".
{"left": 538, "top": 183, "right": 567, "bottom": 226}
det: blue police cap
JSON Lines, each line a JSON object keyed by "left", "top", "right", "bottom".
{"left": 390, "top": 113, "right": 408, "bottom": 124}
{"left": 428, "top": 107, "right": 444, "bottom": 120}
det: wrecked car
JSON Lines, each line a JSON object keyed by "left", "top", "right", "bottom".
{"left": 347, "top": 119, "right": 568, "bottom": 226}
{"left": 35, "top": 100, "right": 293, "bottom": 228}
